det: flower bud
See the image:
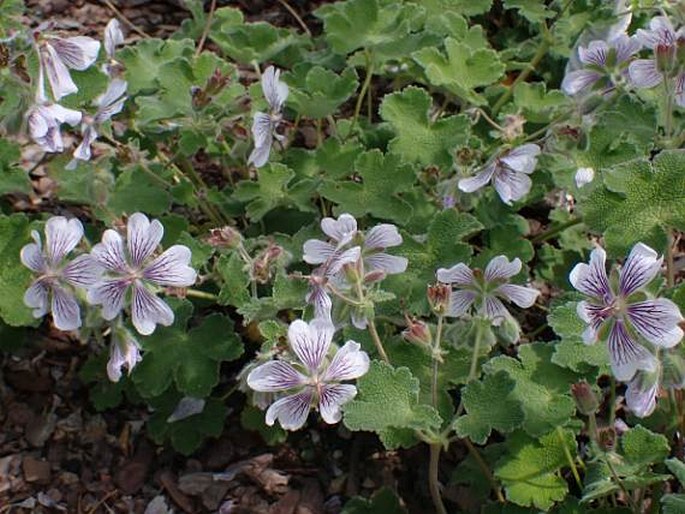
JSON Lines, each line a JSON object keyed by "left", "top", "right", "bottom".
{"left": 207, "top": 226, "right": 242, "bottom": 249}
{"left": 364, "top": 270, "right": 386, "bottom": 284}
{"left": 656, "top": 43, "right": 677, "bottom": 74}
{"left": 427, "top": 283, "right": 451, "bottom": 315}
{"left": 402, "top": 316, "right": 432, "bottom": 347}
{"left": 571, "top": 381, "right": 600, "bottom": 415}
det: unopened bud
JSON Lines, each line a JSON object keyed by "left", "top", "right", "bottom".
{"left": 427, "top": 283, "right": 451, "bottom": 315}
{"left": 402, "top": 316, "right": 432, "bottom": 347}
{"left": 252, "top": 243, "right": 285, "bottom": 284}
{"left": 571, "top": 380, "right": 600, "bottom": 415}
{"left": 207, "top": 226, "right": 242, "bottom": 249}
{"left": 364, "top": 270, "right": 386, "bottom": 284}
{"left": 655, "top": 43, "right": 677, "bottom": 74}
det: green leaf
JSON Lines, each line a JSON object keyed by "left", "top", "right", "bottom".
{"left": 315, "top": 0, "right": 420, "bottom": 56}
{"left": 512, "top": 82, "right": 568, "bottom": 124}
{"left": 108, "top": 166, "right": 171, "bottom": 216}
{"left": 216, "top": 253, "right": 251, "bottom": 309}
{"left": 0, "top": 140, "right": 30, "bottom": 195}
{"left": 662, "top": 494, "right": 685, "bottom": 514}
{"left": 0, "top": 214, "right": 37, "bottom": 326}
{"left": 210, "top": 7, "right": 307, "bottom": 65}
{"left": 47, "top": 157, "right": 114, "bottom": 210}
{"left": 118, "top": 38, "right": 195, "bottom": 94}
{"left": 177, "top": 231, "right": 214, "bottom": 270}
{"left": 453, "top": 371, "right": 524, "bottom": 444}
{"left": 484, "top": 343, "right": 577, "bottom": 437}
{"left": 413, "top": 38, "right": 504, "bottom": 105}
{"left": 621, "top": 425, "right": 669, "bottom": 469}
{"left": 584, "top": 150, "right": 685, "bottom": 256}
{"left": 413, "top": 0, "right": 492, "bottom": 18}
{"left": 343, "top": 361, "right": 442, "bottom": 440}
{"left": 241, "top": 405, "right": 287, "bottom": 445}
{"left": 234, "top": 163, "right": 314, "bottom": 221}
{"left": 341, "top": 487, "right": 408, "bottom": 514}
{"left": 503, "top": 0, "right": 554, "bottom": 23}
{"left": 133, "top": 302, "right": 243, "bottom": 398}
{"left": 549, "top": 301, "right": 610, "bottom": 376}
{"left": 495, "top": 430, "right": 576, "bottom": 510}
{"left": 380, "top": 86, "right": 470, "bottom": 169}
{"left": 318, "top": 150, "right": 415, "bottom": 224}
{"left": 286, "top": 64, "right": 359, "bottom": 119}
{"left": 665, "top": 457, "right": 685, "bottom": 486}
{"left": 147, "top": 393, "right": 227, "bottom": 455}
{"left": 79, "top": 353, "right": 126, "bottom": 410}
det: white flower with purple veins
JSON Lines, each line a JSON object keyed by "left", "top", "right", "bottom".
{"left": 570, "top": 243, "right": 683, "bottom": 381}
{"left": 629, "top": 16, "right": 685, "bottom": 106}
{"left": 72, "top": 78, "right": 127, "bottom": 163}
{"left": 20, "top": 217, "right": 100, "bottom": 331}
{"left": 39, "top": 35, "right": 101, "bottom": 100}
{"left": 27, "top": 103, "right": 82, "bottom": 153}
{"left": 437, "top": 256, "right": 540, "bottom": 325}
{"left": 247, "top": 319, "right": 369, "bottom": 431}
{"left": 88, "top": 213, "right": 197, "bottom": 336}
{"left": 562, "top": 35, "right": 640, "bottom": 96}
{"left": 104, "top": 19, "right": 124, "bottom": 60}
{"left": 107, "top": 325, "right": 141, "bottom": 382}
{"left": 625, "top": 367, "right": 660, "bottom": 418}
{"left": 458, "top": 144, "right": 540, "bottom": 205}
{"left": 248, "top": 66, "right": 288, "bottom": 168}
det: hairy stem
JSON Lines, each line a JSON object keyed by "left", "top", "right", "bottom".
{"left": 556, "top": 426, "right": 582, "bottom": 490}
{"left": 667, "top": 230, "right": 675, "bottom": 288}
{"left": 463, "top": 438, "right": 506, "bottom": 503}
{"left": 347, "top": 50, "right": 374, "bottom": 139}
{"left": 429, "top": 443, "right": 448, "bottom": 514}
{"left": 367, "top": 319, "right": 390, "bottom": 363}
{"left": 531, "top": 217, "right": 583, "bottom": 243}
{"left": 195, "top": 0, "right": 217, "bottom": 57}
{"left": 431, "top": 315, "right": 444, "bottom": 408}
{"left": 184, "top": 288, "right": 219, "bottom": 301}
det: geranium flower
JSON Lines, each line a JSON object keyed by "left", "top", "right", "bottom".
{"left": 247, "top": 318, "right": 369, "bottom": 430}
{"left": 39, "top": 35, "right": 101, "bottom": 100}
{"left": 107, "top": 325, "right": 141, "bottom": 382}
{"left": 87, "top": 213, "right": 197, "bottom": 335}
{"left": 303, "top": 213, "right": 407, "bottom": 328}
{"left": 561, "top": 35, "right": 640, "bottom": 96}
{"left": 104, "top": 19, "right": 124, "bottom": 60}
{"left": 20, "top": 217, "right": 100, "bottom": 330}
{"left": 458, "top": 144, "right": 540, "bottom": 205}
{"left": 569, "top": 243, "right": 683, "bottom": 381}
{"left": 625, "top": 367, "right": 660, "bottom": 418}
{"left": 27, "top": 103, "right": 82, "bottom": 153}
{"left": 248, "top": 66, "right": 288, "bottom": 168}
{"left": 629, "top": 16, "right": 685, "bottom": 106}
{"left": 436, "top": 255, "right": 539, "bottom": 325}
{"left": 71, "top": 78, "right": 127, "bottom": 163}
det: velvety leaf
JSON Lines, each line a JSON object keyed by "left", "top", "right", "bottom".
{"left": 0, "top": 214, "right": 38, "bottom": 326}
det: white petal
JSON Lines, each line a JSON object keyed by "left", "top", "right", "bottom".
{"left": 96, "top": 79, "right": 127, "bottom": 117}
{"left": 437, "top": 263, "right": 474, "bottom": 286}
{"left": 250, "top": 111, "right": 273, "bottom": 149}
{"left": 458, "top": 163, "right": 496, "bottom": 193}
{"left": 578, "top": 40, "right": 610, "bottom": 67}
{"left": 51, "top": 284, "right": 81, "bottom": 330}
{"left": 302, "top": 239, "right": 336, "bottom": 265}
{"left": 484, "top": 255, "right": 521, "bottom": 282}
{"left": 364, "top": 253, "right": 407, "bottom": 275}
{"left": 613, "top": 34, "right": 641, "bottom": 63}
{"left": 625, "top": 372, "right": 658, "bottom": 418}
{"left": 496, "top": 284, "right": 539, "bottom": 308}
{"left": 45, "top": 216, "right": 83, "bottom": 265}
{"left": 42, "top": 44, "right": 78, "bottom": 100}
{"left": 87, "top": 279, "right": 129, "bottom": 320}
{"left": 127, "top": 213, "right": 163, "bottom": 268}
{"left": 636, "top": 16, "right": 676, "bottom": 49}
{"left": 561, "top": 69, "right": 602, "bottom": 96}
{"left": 131, "top": 282, "right": 174, "bottom": 336}
{"left": 20, "top": 240, "right": 46, "bottom": 273}
{"left": 247, "top": 361, "right": 307, "bottom": 392}
{"left": 265, "top": 390, "right": 313, "bottom": 430}
{"left": 318, "top": 383, "right": 357, "bottom": 424}
{"left": 73, "top": 125, "right": 98, "bottom": 162}
{"left": 288, "top": 318, "right": 333, "bottom": 373}
{"left": 364, "top": 224, "right": 402, "bottom": 249}
{"left": 91, "top": 229, "right": 128, "bottom": 272}
{"left": 322, "top": 341, "right": 370, "bottom": 382}
{"left": 574, "top": 167, "right": 595, "bottom": 188}
{"left": 607, "top": 320, "right": 657, "bottom": 381}
{"left": 248, "top": 141, "right": 272, "bottom": 168}
{"left": 493, "top": 167, "right": 532, "bottom": 205}
{"left": 629, "top": 59, "right": 663, "bottom": 89}
{"left": 327, "top": 246, "right": 361, "bottom": 275}
{"left": 167, "top": 397, "right": 206, "bottom": 423}
{"left": 261, "top": 66, "right": 288, "bottom": 112}
{"left": 627, "top": 299, "right": 684, "bottom": 348}
{"left": 143, "top": 245, "right": 196, "bottom": 287}
{"left": 49, "top": 36, "right": 100, "bottom": 70}
{"left": 24, "top": 280, "right": 49, "bottom": 318}
{"left": 569, "top": 247, "right": 612, "bottom": 301}
{"left": 618, "top": 242, "right": 662, "bottom": 296}
{"left": 499, "top": 144, "right": 540, "bottom": 174}
{"left": 62, "top": 254, "right": 102, "bottom": 287}
{"left": 481, "top": 296, "right": 509, "bottom": 326}
{"left": 446, "top": 289, "right": 477, "bottom": 317}
{"left": 46, "top": 104, "right": 82, "bottom": 126}
{"left": 104, "top": 19, "right": 124, "bottom": 59}
{"left": 321, "top": 213, "right": 358, "bottom": 245}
